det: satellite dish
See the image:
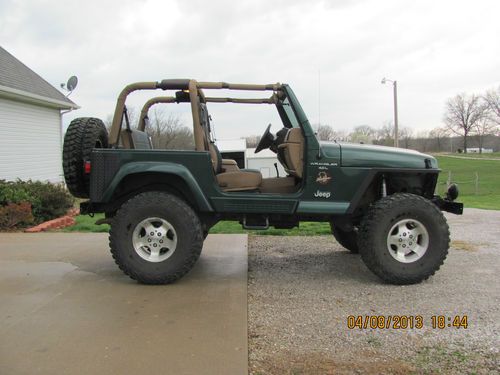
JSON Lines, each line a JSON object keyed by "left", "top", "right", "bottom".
{"left": 66, "top": 76, "right": 78, "bottom": 91}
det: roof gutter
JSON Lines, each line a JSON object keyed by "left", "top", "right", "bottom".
{"left": 0, "top": 84, "right": 80, "bottom": 110}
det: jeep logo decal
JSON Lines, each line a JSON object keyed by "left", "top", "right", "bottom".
{"left": 314, "top": 190, "right": 331, "bottom": 198}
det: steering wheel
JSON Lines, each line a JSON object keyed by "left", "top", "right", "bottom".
{"left": 255, "top": 124, "right": 275, "bottom": 153}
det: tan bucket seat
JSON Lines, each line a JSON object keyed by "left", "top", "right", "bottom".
{"left": 278, "top": 128, "right": 304, "bottom": 178}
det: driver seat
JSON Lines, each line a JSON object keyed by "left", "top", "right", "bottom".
{"left": 278, "top": 128, "right": 304, "bottom": 178}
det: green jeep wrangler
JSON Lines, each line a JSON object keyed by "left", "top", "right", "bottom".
{"left": 62, "top": 79, "right": 462, "bottom": 285}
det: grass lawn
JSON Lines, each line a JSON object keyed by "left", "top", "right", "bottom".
{"left": 64, "top": 214, "right": 332, "bottom": 235}
{"left": 435, "top": 155, "right": 500, "bottom": 210}
{"left": 64, "top": 156, "right": 499, "bottom": 233}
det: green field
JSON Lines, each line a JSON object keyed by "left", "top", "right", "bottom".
{"left": 435, "top": 155, "right": 500, "bottom": 210}
{"left": 64, "top": 155, "right": 499, "bottom": 233}
{"left": 64, "top": 214, "right": 331, "bottom": 236}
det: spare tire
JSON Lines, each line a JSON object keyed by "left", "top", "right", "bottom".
{"left": 63, "top": 117, "right": 108, "bottom": 198}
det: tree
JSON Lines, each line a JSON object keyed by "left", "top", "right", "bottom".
{"left": 443, "top": 93, "right": 488, "bottom": 153}
{"left": 244, "top": 135, "right": 261, "bottom": 148}
{"left": 399, "top": 127, "right": 413, "bottom": 149}
{"left": 316, "top": 124, "right": 336, "bottom": 141}
{"left": 484, "top": 86, "right": 500, "bottom": 125}
{"left": 146, "top": 108, "right": 194, "bottom": 150}
{"left": 429, "top": 127, "right": 449, "bottom": 153}
{"left": 473, "top": 117, "right": 498, "bottom": 153}
{"left": 350, "top": 125, "right": 376, "bottom": 144}
{"left": 315, "top": 124, "right": 348, "bottom": 141}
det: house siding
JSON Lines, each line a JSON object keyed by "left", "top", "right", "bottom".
{"left": 0, "top": 97, "right": 63, "bottom": 182}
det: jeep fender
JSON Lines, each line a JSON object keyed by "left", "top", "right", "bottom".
{"left": 101, "top": 161, "right": 213, "bottom": 212}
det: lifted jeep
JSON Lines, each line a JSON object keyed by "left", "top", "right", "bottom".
{"left": 62, "top": 79, "right": 463, "bottom": 285}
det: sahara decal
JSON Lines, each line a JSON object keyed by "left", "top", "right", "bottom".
{"left": 316, "top": 171, "right": 332, "bottom": 185}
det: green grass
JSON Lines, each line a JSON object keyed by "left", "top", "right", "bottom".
{"left": 64, "top": 214, "right": 332, "bottom": 235}
{"left": 435, "top": 155, "right": 500, "bottom": 210}
{"left": 63, "top": 214, "right": 109, "bottom": 233}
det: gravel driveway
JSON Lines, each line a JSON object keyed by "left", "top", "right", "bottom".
{"left": 248, "top": 208, "right": 500, "bottom": 375}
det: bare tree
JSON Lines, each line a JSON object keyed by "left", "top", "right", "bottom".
{"left": 350, "top": 125, "right": 376, "bottom": 144}
{"left": 316, "top": 124, "right": 335, "bottom": 141}
{"left": 312, "top": 124, "right": 349, "bottom": 142}
{"left": 484, "top": 86, "right": 500, "bottom": 125}
{"left": 244, "top": 135, "right": 261, "bottom": 148}
{"left": 429, "top": 127, "right": 449, "bottom": 153}
{"left": 443, "top": 93, "right": 488, "bottom": 153}
{"left": 399, "top": 127, "right": 413, "bottom": 149}
{"left": 473, "top": 117, "right": 498, "bottom": 153}
{"left": 146, "top": 108, "right": 194, "bottom": 150}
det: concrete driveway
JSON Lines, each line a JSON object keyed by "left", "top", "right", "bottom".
{"left": 0, "top": 233, "right": 248, "bottom": 375}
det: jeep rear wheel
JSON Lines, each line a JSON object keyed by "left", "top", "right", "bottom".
{"left": 109, "top": 191, "right": 203, "bottom": 285}
{"left": 63, "top": 117, "right": 108, "bottom": 198}
{"left": 358, "top": 193, "right": 449, "bottom": 285}
{"left": 330, "top": 224, "right": 359, "bottom": 253}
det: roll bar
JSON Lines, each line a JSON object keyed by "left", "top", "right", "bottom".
{"left": 109, "top": 79, "right": 282, "bottom": 150}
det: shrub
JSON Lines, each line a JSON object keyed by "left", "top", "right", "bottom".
{"left": 0, "top": 202, "right": 34, "bottom": 228}
{"left": 0, "top": 179, "right": 74, "bottom": 229}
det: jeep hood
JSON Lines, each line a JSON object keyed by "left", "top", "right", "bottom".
{"left": 321, "top": 142, "right": 438, "bottom": 169}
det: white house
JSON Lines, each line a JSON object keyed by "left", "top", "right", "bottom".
{"left": 246, "top": 148, "right": 286, "bottom": 178}
{"left": 0, "top": 46, "right": 78, "bottom": 183}
{"left": 465, "top": 147, "right": 493, "bottom": 154}
{"left": 216, "top": 139, "right": 247, "bottom": 169}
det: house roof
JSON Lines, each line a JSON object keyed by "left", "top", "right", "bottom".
{"left": 0, "top": 46, "right": 77, "bottom": 109}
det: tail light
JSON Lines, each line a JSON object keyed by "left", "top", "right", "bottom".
{"left": 84, "top": 161, "right": 91, "bottom": 174}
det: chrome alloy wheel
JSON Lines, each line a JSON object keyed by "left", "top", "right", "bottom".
{"left": 132, "top": 217, "right": 177, "bottom": 263}
{"left": 386, "top": 219, "right": 429, "bottom": 264}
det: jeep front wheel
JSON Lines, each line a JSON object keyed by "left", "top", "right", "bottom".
{"left": 109, "top": 191, "right": 203, "bottom": 284}
{"left": 358, "top": 193, "right": 449, "bottom": 285}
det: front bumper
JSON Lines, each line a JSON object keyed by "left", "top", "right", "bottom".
{"left": 432, "top": 196, "right": 463, "bottom": 215}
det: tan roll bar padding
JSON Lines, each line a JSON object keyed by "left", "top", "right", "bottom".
{"left": 197, "top": 82, "right": 281, "bottom": 91}
{"left": 109, "top": 82, "right": 159, "bottom": 146}
{"left": 138, "top": 97, "right": 176, "bottom": 131}
{"left": 205, "top": 95, "right": 278, "bottom": 104}
{"left": 108, "top": 79, "right": 283, "bottom": 148}
{"left": 188, "top": 81, "right": 206, "bottom": 152}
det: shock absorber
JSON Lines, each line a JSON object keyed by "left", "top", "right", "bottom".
{"left": 381, "top": 175, "right": 387, "bottom": 197}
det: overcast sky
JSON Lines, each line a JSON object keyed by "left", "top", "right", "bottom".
{"left": 1, "top": 0, "right": 499, "bottom": 139}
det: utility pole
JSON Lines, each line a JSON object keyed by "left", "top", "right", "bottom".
{"left": 381, "top": 78, "right": 399, "bottom": 147}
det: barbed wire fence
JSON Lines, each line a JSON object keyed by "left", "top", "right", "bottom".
{"left": 438, "top": 170, "right": 479, "bottom": 195}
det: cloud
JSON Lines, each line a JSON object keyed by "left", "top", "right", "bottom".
{"left": 1, "top": 0, "right": 499, "bottom": 137}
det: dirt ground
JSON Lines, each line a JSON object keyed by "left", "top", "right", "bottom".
{"left": 248, "top": 208, "right": 500, "bottom": 375}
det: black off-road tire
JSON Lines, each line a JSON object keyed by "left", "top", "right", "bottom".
{"left": 358, "top": 193, "right": 449, "bottom": 285}
{"left": 330, "top": 223, "right": 359, "bottom": 253}
{"left": 109, "top": 191, "right": 203, "bottom": 285}
{"left": 62, "top": 117, "right": 108, "bottom": 198}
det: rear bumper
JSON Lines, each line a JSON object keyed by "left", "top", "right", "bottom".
{"left": 432, "top": 196, "right": 463, "bottom": 215}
